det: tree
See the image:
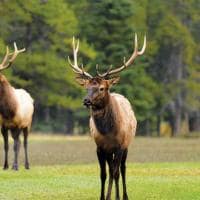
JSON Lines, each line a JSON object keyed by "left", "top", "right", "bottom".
{"left": 0, "top": 0, "right": 95, "bottom": 133}
{"left": 146, "top": 0, "right": 200, "bottom": 136}
{"left": 0, "top": 0, "right": 199, "bottom": 135}
{"left": 75, "top": 0, "right": 158, "bottom": 134}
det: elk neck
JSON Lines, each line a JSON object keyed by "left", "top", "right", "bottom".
{"left": 0, "top": 75, "right": 17, "bottom": 120}
{"left": 91, "top": 93, "right": 117, "bottom": 135}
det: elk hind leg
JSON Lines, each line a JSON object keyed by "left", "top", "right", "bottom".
{"left": 1, "top": 125, "right": 9, "bottom": 169}
{"left": 106, "top": 152, "right": 114, "bottom": 200}
{"left": 23, "top": 127, "right": 30, "bottom": 169}
{"left": 121, "top": 149, "right": 128, "bottom": 200}
{"left": 114, "top": 148, "right": 124, "bottom": 200}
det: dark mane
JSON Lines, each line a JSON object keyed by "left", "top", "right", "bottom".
{"left": 0, "top": 75, "right": 17, "bottom": 120}
{"left": 92, "top": 96, "right": 117, "bottom": 135}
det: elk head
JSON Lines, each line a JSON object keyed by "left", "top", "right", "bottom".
{"left": 68, "top": 35, "right": 146, "bottom": 109}
{"left": 0, "top": 42, "right": 25, "bottom": 76}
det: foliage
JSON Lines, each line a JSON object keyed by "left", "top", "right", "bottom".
{"left": 0, "top": 0, "right": 199, "bottom": 134}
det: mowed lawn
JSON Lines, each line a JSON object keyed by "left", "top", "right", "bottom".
{"left": 0, "top": 135, "right": 200, "bottom": 200}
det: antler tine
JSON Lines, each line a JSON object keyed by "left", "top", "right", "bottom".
{"left": 123, "top": 56, "right": 127, "bottom": 66}
{"left": 0, "top": 42, "right": 25, "bottom": 71}
{"left": 138, "top": 34, "right": 146, "bottom": 55}
{"left": 104, "top": 65, "right": 113, "bottom": 78}
{"left": 96, "top": 64, "right": 101, "bottom": 76}
{"left": 96, "top": 64, "right": 113, "bottom": 78}
{"left": 134, "top": 33, "right": 138, "bottom": 54}
{"left": 75, "top": 38, "right": 79, "bottom": 53}
{"left": 72, "top": 37, "right": 78, "bottom": 68}
{"left": 96, "top": 63, "right": 112, "bottom": 77}
{"left": 68, "top": 56, "right": 74, "bottom": 67}
{"left": 68, "top": 37, "right": 93, "bottom": 79}
{"left": 96, "top": 33, "right": 146, "bottom": 78}
{"left": 0, "top": 47, "right": 10, "bottom": 69}
{"left": 124, "top": 33, "right": 138, "bottom": 67}
{"left": 9, "top": 42, "right": 26, "bottom": 63}
{"left": 67, "top": 55, "right": 82, "bottom": 74}
{"left": 81, "top": 63, "right": 85, "bottom": 71}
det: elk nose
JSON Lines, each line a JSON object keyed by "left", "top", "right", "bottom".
{"left": 83, "top": 98, "right": 91, "bottom": 107}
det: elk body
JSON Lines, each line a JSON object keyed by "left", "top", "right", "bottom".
{"left": 68, "top": 35, "right": 146, "bottom": 200}
{"left": 0, "top": 43, "right": 34, "bottom": 170}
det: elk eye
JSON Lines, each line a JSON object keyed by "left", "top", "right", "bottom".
{"left": 100, "top": 87, "right": 104, "bottom": 92}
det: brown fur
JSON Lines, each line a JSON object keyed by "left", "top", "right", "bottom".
{"left": 79, "top": 76, "right": 136, "bottom": 200}
{"left": 0, "top": 75, "right": 17, "bottom": 121}
{"left": 91, "top": 95, "right": 121, "bottom": 150}
{"left": 93, "top": 100, "right": 117, "bottom": 136}
{"left": 69, "top": 35, "right": 145, "bottom": 200}
{"left": 84, "top": 77, "right": 136, "bottom": 151}
{"left": 90, "top": 92, "right": 136, "bottom": 151}
{"left": 0, "top": 73, "right": 34, "bottom": 170}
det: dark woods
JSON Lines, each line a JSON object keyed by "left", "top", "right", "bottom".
{"left": 0, "top": 0, "right": 199, "bottom": 136}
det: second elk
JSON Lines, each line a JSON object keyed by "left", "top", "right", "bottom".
{"left": 68, "top": 34, "right": 146, "bottom": 200}
{"left": 0, "top": 43, "right": 34, "bottom": 170}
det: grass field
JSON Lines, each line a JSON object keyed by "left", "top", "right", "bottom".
{"left": 0, "top": 134, "right": 200, "bottom": 200}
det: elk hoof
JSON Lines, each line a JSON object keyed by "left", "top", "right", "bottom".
{"left": 106, "top": 196, "right": 111, "bottom": 200}
{"left": 123, "top": 194, "right": 129, "bottom": 200}
{"left": 25, "top": 163, "right": 30, "bottom": 169}
{"left": 12, "top": 164, "right": 18, "bottom": 171}
{"left": 3, "top": 164, "right": 9, "bottom": 170}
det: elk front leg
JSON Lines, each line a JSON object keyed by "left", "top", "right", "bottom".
{"left": 11, "top": 128, "right": 21, "bottom": 170}
{"left": 114, "top": 148, "right": 124, "bottom": 200}
{"left": 106, "top": 152, "right": 114, "bottom": 200}
{"left": 121, "top": 149, "right": 128, "bottom": 200}
{"left": 1, "top": 126, "right": 9, "bottom": 169}
{"left": 97, "top": 147, "right": 107, "bottom": 200}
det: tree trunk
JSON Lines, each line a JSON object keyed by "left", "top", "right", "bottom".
{"left": 169, "top": 48, "right": 184, "bottom": 136}
{"left": 66, "top": 109, "right": 74, "bottom": 135}
{"left": 44, "top": 107, "right": 50, "bottom": 123}
{"left": 183, "top": 111, "right": 189, "bottom": 134}
{"left": 189, "top": 111, "right": 200, "bottom": 132}
{"left": 144, "top": 119, "right": 151, "bottom": 136}
{"left": 173, "top": 96, "right": 182, "bottom": 136}
{"left": 156, "top": 114, "right": 161, "bottom": 137}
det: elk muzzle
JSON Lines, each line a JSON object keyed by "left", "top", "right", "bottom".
{"left": 83, "top": 87, "right": 97, "bottom": 107}
{"left": 83, "top": 97, "right": 92, "bottom": 107}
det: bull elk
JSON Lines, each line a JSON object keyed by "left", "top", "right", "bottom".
{"left": 68, "top": 34, "right": 146, "bottom": 200}
{"left": 0, "top": 43, "right": 34, "bottom": 170}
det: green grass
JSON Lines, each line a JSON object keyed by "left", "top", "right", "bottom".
{"left": 0, "top": 163, "right": 199, "bottom": 200}
{"left": 0, "top": 135, "right": 200, "bottom": 200}
{"left": 1, "top": 135, "right": 200, "bottom": 165}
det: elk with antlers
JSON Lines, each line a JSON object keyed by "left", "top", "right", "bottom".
{"left": 68, "top": 34, "right": 146, "bottom": 200}
{"left": 0, "top": 43, "right": 34, "bottom": 170}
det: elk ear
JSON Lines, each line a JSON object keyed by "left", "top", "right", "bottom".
{"left": 108, "top": 77, "right": 120, "bottom": 86}
{"left": 75, "top": 77, "right": 89, "bottom": 87}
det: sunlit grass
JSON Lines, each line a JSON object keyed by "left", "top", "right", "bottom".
{"left": 0, "top": 163, "right": 199, "bottom": 200}
{"left": 29, "top": 132, "right": 92, "bottom": 141}
{"left": 0, "top": 134, "right": 200, "bottom": 165}
{"left": 0, "top": 136, "right": 200, "bottom": 199}
{"left": 0, "top": 132, "right": 91, "bottom": 143}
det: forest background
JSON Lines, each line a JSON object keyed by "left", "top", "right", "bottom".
{"left": 0, "top": 0, "right": 199, "bottom": 136}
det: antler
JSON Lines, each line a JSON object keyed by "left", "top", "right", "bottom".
{"left": 68, "top": 37, "right": 93, "bottom": 79}
{"left": 97, "top": 33, "right": 146, "bottom": 78}
{"left": 0, "top": 42, "right": 26, "bottom": 71}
